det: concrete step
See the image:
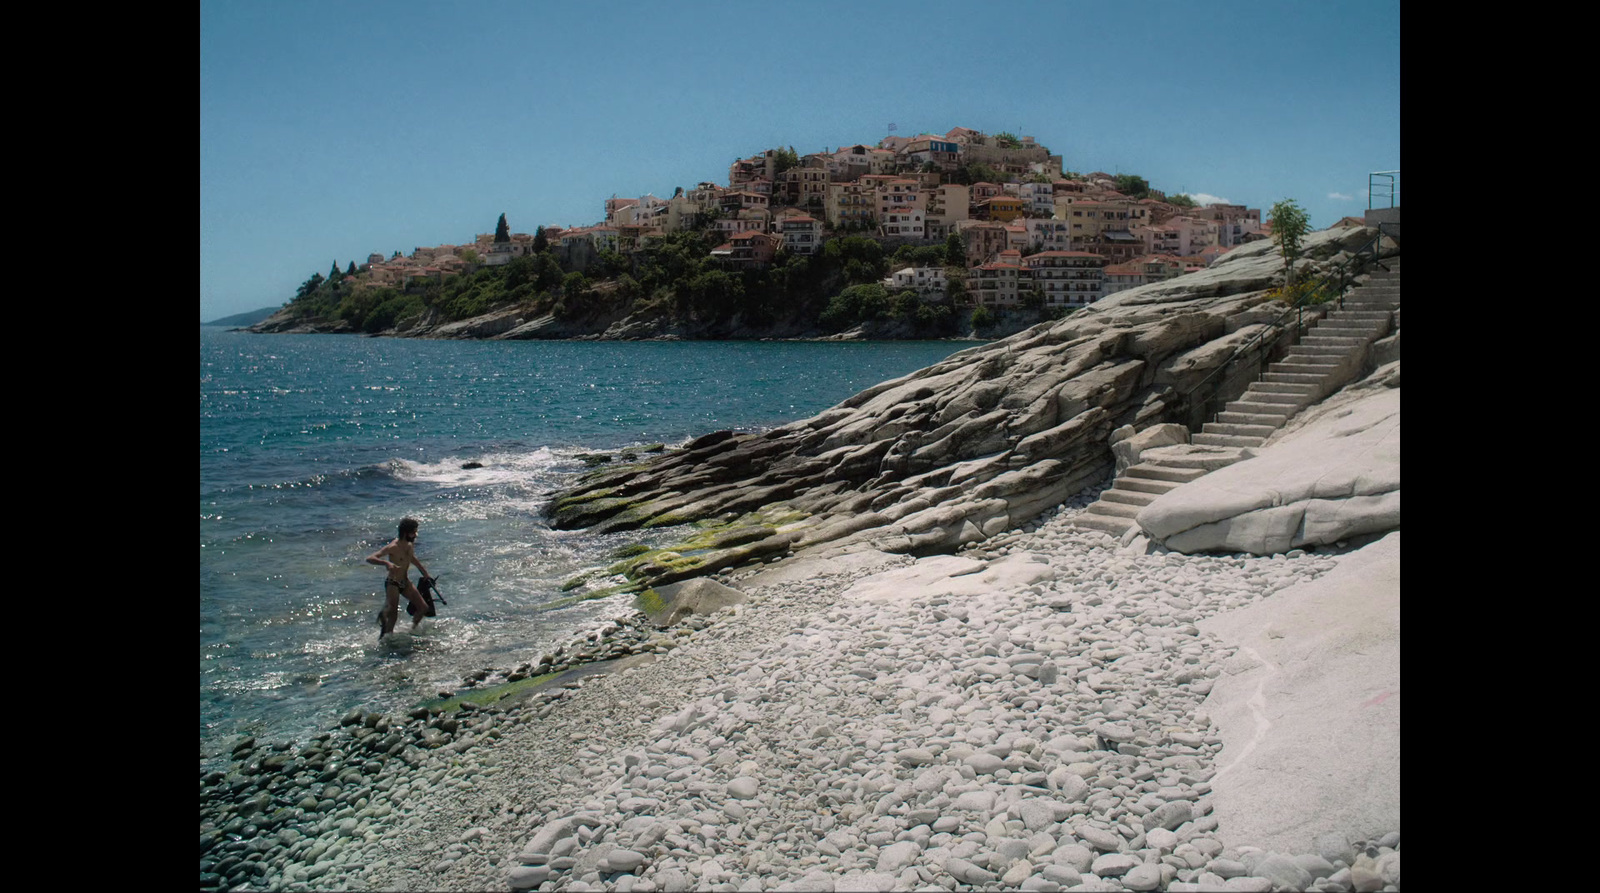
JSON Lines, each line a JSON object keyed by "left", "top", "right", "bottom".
{"left": 1240, "top": 389, "right": 1312, "bottom": 406}
{"left": 1278, "top": 353, "right": 1344, "bottom": 366}
{"left": 1116, "top": 476, "right": 1185, "bottom": 496}
{"left": 1217, "top": 410, "right": 1289, "bottom": 427}
{"left": 1273, "top": 355, "right": 1337, "bottom": 369}
{"left": 1203, "top": 422, "right": 1277, "bottom": 438}
{"left": 1269, "top": 362, "right": 1340, "bottom": 377}
{"left": 1328, "top": 304, "right": 1395, "bottom": 314}
{"left": 1317, "top": 318, "right": 1389, "bottom": 332}
{"left": 1250, "top": 379, "right": 1319, "bottom": 391}
{"left": 1100, "top": 488, "right": 1160, "bottom": 507}
{"left": 1138, "top": 447, "right": 1253, "bottom": 470}
{"left": 1191, "top": 432, "right": 1267, "bottom": 448}
{"left": 1084, "top": 500, "right": 1142, "bottom": 519}
{"left": 1337, "top": 304, "right": 1397, "bottom": 315}
{"left": 1293, "top": 342, "right": 1365, "bottom": 356}
{"left": 1123, "top": 463, "right": 1209, "bottom": 483}
{"left": 1300, "top": 334, "right": 1371, "bottom": 346}
{"left": 1072, "top": 511, "right": 1135, "bottom": 537}
{"left": 1260, "top": 372, "right": 1329, "bottom": 385}
{"left": 1225, "top": 401, "right": 1293, "bottom": 420}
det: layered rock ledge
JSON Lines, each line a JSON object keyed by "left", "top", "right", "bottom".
{"left": 548, "top": 227, "right": 1395, "bottom": 583}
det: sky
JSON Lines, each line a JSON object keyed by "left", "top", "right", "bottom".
{"left": 199, "top": 1, "right": 1399, "bottom": 322}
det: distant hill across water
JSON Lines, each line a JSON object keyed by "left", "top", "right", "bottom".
{"left": 204, "top": 306, "right": 282, "bottom": 327}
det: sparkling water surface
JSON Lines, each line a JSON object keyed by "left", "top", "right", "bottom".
{"left": 200, "top": 327, "right": 973, "bottom": 762}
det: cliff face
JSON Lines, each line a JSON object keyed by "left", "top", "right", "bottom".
{"left": 548, "top": 227, "right": 1396, "bottom": 586}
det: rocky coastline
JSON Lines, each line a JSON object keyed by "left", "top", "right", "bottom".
{"left": 203, "top": 226, "right": 1398, "bottom": 891}
{"left": 199, "top": 487, "right": 1397, "bottom": 892}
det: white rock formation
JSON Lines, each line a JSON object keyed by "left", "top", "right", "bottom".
{"left": 1136, "top": 385, "right": 1398, "bottom": 554}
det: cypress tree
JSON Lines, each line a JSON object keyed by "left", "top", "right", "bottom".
{"left": 495, "top": 213, "right": 510, "bottom": 243}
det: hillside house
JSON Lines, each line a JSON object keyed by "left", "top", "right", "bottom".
{"left": 956, "top": 220, "right": 1011, "bottom": 266}
{"left": 880, "top": 208, "right": 926, "bottom": 239}
{"left": 711, "top": 230, "right": 781, "bottom": 269}
{"left": 776, "top": 214, "right": 822, "bottom": 255}
{"left": 1024, "top": 251, "right": 1105, "bottom": 308}
{"left": 970, "top": 254, "right": 1025, "bottom": 307}
{"left": 825, "top": 181, "right": 876, "bottom": 230}
{"left": 924, "top": 184, "right": 970, "bottom": 241}
{"left": 885, "top": 265, "right": 949, "bottom": 298}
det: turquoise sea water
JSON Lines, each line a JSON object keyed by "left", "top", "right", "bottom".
{"left": 199, "top": 328, "right": 973, "bottom": 763}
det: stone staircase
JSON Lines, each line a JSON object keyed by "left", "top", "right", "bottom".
{"left": 1073, "top": 262, "right": 1400, "bottom": 539}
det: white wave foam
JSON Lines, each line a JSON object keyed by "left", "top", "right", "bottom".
{"left": 389, "top": 447, "right": 561, "bottom": 488}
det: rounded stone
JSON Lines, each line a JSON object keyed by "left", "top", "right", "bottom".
{"left": 1123, "top": 863, "right": 1162, "bottom": 891}
{"left": 1075, "top": 825, "right": 1123, "bottom": 852}
{"left": 1145, "top": 828, "right": 1178, "bottom": 852}
{"left": 602, "top": 849, "right": 647, "bottom": 873}
{"left": 1090, "top": 853, "right": 1139, "bottom": 878}
{"left": 508, "top": 865, "right": 551, "bottom": 890}
{"left": 1376, "top": 851, "right": 1399, "bottom": 885}
{"left": 726, "top": 777, "right": 760, "bottom": 800}
{"left": 966, "top": 753, "right": 1005, "bottom": 775}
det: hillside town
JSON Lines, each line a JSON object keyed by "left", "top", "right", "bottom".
{"left": 350, "top": 127, "right": 1269, "bottom": 313}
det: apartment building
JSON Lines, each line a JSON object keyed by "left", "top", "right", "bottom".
{"left": 1024, "top": 251, "right": 1106, "bottom": 308}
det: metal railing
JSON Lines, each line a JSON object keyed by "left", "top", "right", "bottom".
{"left": 1369, "top": 170, "right": 1400, "bottom": 210}
{"left": 1180, "top": 225, "right": 1391, "bottom": 424}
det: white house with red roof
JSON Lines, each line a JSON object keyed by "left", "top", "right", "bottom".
{"left": 881, "top": 208, "right": 925, "bottom": 239}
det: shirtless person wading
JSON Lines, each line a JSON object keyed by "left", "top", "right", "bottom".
{"left": 367, "top": 517, "right": 433, "bottom": 639}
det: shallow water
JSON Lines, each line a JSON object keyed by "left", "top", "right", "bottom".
{"left": 199, "top": 328, "right": 970, "bottom": 761}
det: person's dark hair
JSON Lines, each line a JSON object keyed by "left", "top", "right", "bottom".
{"left": 398, "top": 518, "right": 419, "bottom": 540}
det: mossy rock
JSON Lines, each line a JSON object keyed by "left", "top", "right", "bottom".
{"left": 536, "top": 583, "right": 640, "bottom": 612}
{"left": 559, "top": 571, "right": 598, "bottom": 592}
{"left": 418, "top": 671, "right": 561, "bottom": 713}
{"left": 632, "top": 587, "right": 665, "bottom": 619}
{"left": 632, "top": 578, "right": 748, "bottom": 628}
{"left": 551, "top": 488, "right": 617, "bottom": 513}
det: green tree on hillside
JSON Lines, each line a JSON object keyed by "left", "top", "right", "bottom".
{"left": 954, "top": 161, "right": 1001, "bottom": 185}
{"left": 772, "top": 146, "right": 800, "bottom": 177}
{"left": 297, "top": 272, "right": 325, "bottom": 299}
{"left": 994, "top": 132, "right": 1022, "bottom": 148}
{"left": 1113, "top": 174, "right": 1150, "bottom": 198}
{"left": 945, "top": 233, "right": 966, "bottom": 268}
{"left": 946, "top": 270, "right": 967, "bottom": 305}
{"left": 533, "top": 226, "right": 549, "bottom": 254}
{"left": 495, "top": 213, "right": 511, "bottom": 243}
{"left": 1269, "top": 198, "right": 1311, "bottom": 290}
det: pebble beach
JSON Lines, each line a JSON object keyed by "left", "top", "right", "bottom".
{"left": 199, "top": 488, "right": 1400, "bottom": 893}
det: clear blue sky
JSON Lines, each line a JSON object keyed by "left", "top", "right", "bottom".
{"left": 200, "top": 0, "right": 1399, "bottom": 322}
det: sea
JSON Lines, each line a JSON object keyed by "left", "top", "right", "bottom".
{"left": 199, "top": 327, "right": 973, "bottom": 766}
